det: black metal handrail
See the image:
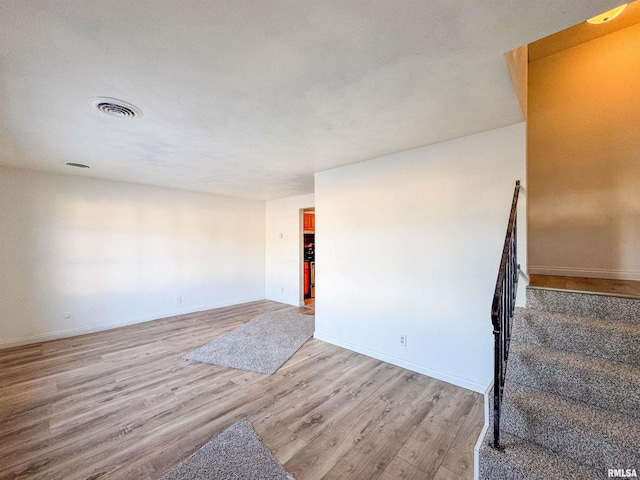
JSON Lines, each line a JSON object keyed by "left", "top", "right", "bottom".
{"left": 491, "top": 180, "right": 521, "bottom": 450}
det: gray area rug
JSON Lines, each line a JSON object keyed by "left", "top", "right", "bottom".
{"left": 163, "top": 419, "right": 293, "bottom": 480}
{"left": 185, "top": 310, "right": 314, "bottom": 374}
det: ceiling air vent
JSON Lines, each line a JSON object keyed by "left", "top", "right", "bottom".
{"left": 66, "top": 162, "right": 90, "bottom": 168}
{"left": 90, "top": 97, "right": 142, "bottom": 119}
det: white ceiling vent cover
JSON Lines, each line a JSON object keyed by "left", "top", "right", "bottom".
{"left": 90, "top": 97, "right": 142, "bottom": 119}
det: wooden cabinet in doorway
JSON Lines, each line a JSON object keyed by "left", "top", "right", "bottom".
{"left": 303, "top": 212, "right": 315, "bottom": 232}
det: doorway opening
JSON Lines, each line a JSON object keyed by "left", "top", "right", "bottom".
{"left": 301, "top": 208, "right": 315, "bottom": 308}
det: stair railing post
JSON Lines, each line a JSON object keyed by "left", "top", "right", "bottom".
{"left": 493, "top": 322, "right": 502, "bottom": 449}
{"left": 490, "top": 180, "right": 520, "bottom": 451}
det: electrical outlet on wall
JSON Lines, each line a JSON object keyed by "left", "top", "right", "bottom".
{"left": 400, "top": 335, "right": 407, "bottom": 347}
{"left": 176, "top": 295, "right": 182, "bottom": 304}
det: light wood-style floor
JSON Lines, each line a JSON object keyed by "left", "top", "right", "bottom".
{"left": 529, "top": 274, "right": 640, "bottom": 297}
{"left": 0, "top": 300, "right": 483, "bottom": 480}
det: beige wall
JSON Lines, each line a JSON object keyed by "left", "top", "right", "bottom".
{"left": 528, "top": 23, "right": 640, "bottom": 280}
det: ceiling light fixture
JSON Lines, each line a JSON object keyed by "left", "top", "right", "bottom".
{"left": 586, "top": 4, "right": 627, "bottom": 24}
{"left": 66, "top": 162, "right": 90, "bottom": 168}
{"left": 90, "top": 97, "right": 143, "bottom": 119}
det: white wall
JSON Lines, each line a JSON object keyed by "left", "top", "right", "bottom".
{"left": 265, "top": 193, "right": 314, "bottom": 305}
{"left": 314, "top": 123, "right": 527, "bottom": 392}
{"left": 0, "top": 166, "right": 265, "bottom": 348}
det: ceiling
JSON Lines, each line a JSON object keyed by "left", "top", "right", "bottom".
{"left": 530, "top": 1, "right": 640, "bottom": 61}
{"left": 0, "top": 1, "right": 623, "bottom": 200}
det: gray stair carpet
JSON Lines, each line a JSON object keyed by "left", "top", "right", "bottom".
{"left": 478, "top": 287, "right": 640, "bottom": 479}
{"left": 512, "top": 307, "right": 640, "bottom": 366}
{"left": 478, "top": 431, "right": 600, "bottom": 480}
{"left": 507, "top": 343, "right": 640, "bottom": 419}
{"left": 526, "top": 287, "right": 640, "bottom": 323}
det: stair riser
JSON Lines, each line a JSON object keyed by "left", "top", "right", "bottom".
{"left": 478, "top": 431, "right": 600, "bottom": 480}
{"left": 501, "top": 390, "right": 640, "bottom": 470}
{"left": 479, "top": 457, "right": 542, "bottom": 480}
{"left": 527, "top": 288, "right": 640, "bottom": 323}
{"left": 512, "top": 313, "right": 640, "bottom": 366}
{"left": 507, "top": 350, "right": 640, "bottom": 420}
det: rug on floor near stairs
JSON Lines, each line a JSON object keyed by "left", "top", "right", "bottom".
{"left": 478, "top": 287, "right": 640, "bottom": 480}
{"left": 184, "top": 310, "right": 314, "bottom": 374}
{"left": 162, "top": 419, "right": 294, "bottom": 480}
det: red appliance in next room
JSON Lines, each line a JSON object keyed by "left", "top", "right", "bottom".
{"left": 304, "top": 262, "right": 310, "bottom": 296}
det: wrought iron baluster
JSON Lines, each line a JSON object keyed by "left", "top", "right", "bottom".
{"left": 490, "top": 180, "right": 520, "bottom": 450}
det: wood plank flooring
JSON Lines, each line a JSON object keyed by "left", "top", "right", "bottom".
{"left": 0, "top": 300, "right": 483, "bottom": 480}
{"left": 529, "top": 274, "right": 640, "bottom": 297}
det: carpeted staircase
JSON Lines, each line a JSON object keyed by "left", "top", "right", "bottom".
{"left": 478, "top": 287, "right": 640, "bottom": 479}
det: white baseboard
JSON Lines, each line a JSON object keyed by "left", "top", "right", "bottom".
{"left": 474, "top": 380, "right": 493, "bottom": 480}
{"left": 313, "top": 331, "right": 487, "bottom": 393}
{"left": 0, "top": 296, "right": 265, "bottom": 350}
{"left": 529, "top": 265, "right": 640, "bottom": 281}
{"left": 264, "top": 294, "right": 304, "bottom": 307}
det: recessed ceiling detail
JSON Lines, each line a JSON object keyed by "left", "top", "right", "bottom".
{"left": 90, "top": 97, "right": 142, "bottom": 119}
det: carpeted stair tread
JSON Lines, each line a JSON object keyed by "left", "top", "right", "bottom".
{"left": 500, "top": 382, "right": 640, "bottom": 471}
{"left": 507, "top": 342, "right": 640, "bottom": 419}
{"left": 527, "top": 287, "right": 640, "bottom": 323}
{"left": 478, "top": 431, "right": 600, "bottom": 480}
{"left": 477, "top": 288, "right": 640, "bottom": 478}
{"left": 512, "top": 307, "right": 640, "bottom": 366}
